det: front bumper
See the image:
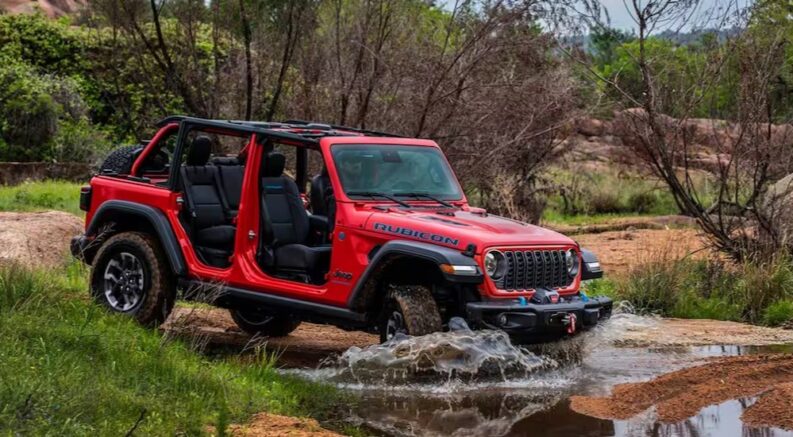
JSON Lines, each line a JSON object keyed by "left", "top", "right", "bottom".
{"left": 466, "top": 295, "right": 613, "bottom": 337}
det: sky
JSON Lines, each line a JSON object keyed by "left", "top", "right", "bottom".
{"left": 440, "top": 0, "right": 753, "bottom": 34}
{"left": 591, "top": 0, "right": 753, "bottom": 32}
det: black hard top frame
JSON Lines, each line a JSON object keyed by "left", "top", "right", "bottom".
{"left": 156, "top": 115, "right": 403, "bottom": 143}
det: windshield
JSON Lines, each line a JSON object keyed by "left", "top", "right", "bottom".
{"left": 331, "top": 144, "right": 463, "bottom": 200}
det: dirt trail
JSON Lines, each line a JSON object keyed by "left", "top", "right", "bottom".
{"left": 609, "top": 316, "right": 793, "bottom": 347}
{"left": 163, "top": 307, "right": 377, "bottom": 367}
{"left": 0, "top": 211, "right": 82, "bottom": 267}
{"left": 570, "top": 354, "right": 793, "bottom": 430}
{"left": 575, "top": 227, "right": 708, "bottom": 274}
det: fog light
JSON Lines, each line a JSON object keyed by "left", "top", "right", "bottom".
{"left": 497, "top": 313, "right": 509, "bottom": 326}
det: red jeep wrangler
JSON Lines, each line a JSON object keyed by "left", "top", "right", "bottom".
{"left": 71, "top": 116, "right": 611, "bottom": 343}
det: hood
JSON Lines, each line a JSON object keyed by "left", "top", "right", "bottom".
{"left": 364, "top": 208, "right": 575, "bottom": 253}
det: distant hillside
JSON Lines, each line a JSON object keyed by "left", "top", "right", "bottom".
{"left": 0, "top": 0, "right": 85, "bottom": 18}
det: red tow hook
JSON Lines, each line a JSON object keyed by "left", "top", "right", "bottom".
{"left": 565, "top": 313, "right": 577, "bottom": 334}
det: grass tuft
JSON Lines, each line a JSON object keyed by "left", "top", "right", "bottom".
{"left": 0, "top": 261, "right": 345, "bottom": 435}
{"left": 604, "top": 255, "right": 793, "bottom": 325}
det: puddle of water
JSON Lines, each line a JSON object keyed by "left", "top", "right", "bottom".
{"left": 286, "top": 314, "right": 793, "bottom": 437}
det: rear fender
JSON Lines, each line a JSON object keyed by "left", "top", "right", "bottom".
{"left": 347, "top": 240, "right": 483, "bottom": 312}
{"left": 82, "top": 200, "right": 186, "bottom": 275}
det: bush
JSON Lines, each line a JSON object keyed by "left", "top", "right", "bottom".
{"left": 763, "top": 300, "right": 793, "bottom": 326}
{"left": 0, "top": 60, "right": 59, "bottom": 160}
{"left": 627, "top": 191, "right": 658, "bottom": 214}
{"left": 606, "top": 255, "right": 793, "bottom": 325}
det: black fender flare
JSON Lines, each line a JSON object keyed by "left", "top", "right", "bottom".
{"left": 83, "top": 200, "right": 187, "bottom": 276}
{"left": 346, "top": 240, "right": 483, "bottom": 311}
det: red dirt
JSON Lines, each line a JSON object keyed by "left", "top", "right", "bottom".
{"left": 570, "top": 354, "right": 793, "bottom": 429}
{"left": 227, "top": 412, "right": 342, "bottom": 436}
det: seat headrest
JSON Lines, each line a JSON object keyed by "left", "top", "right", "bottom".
{"left": 264, "top": 152, "right": 286, "bottom": 177}
{"left": 187, "top": 136, "right": 212, "bottom": 166}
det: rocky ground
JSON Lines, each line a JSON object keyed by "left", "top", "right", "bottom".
{"left": 570, "top": 354, "right": 793, "bottom": 430}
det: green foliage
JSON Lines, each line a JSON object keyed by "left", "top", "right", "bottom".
{"left": 0, "top": 261, "right": 345, "bottom": 435}
{"left": 607, "top": 256, "right": 793, "bottom": 325}
{"left": 763, "top": 300, "right": 793, "bottom": 326}
{"left": 590, "top": 27, "right": 633, "bottom": 68}
{"left": 0, "top": 13, "right": 84, "bottom": 75}
{"left": 0, "top": 14, "right": 110, "bottom": 163}
{"left": 0, "top": 180, "right": 84, "bottom": 216}
{"left": 544, "top": 167, "right": 681, "bottom": 223}
{"left": 0, "top": 59, "right": 59, "bottom": 160}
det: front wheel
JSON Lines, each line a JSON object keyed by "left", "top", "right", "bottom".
{"left": 379, "top": 284, "right": 442, "bottom": 343}
{"left": 90, "top": 232, "right": 175, "bottom": 327}
{"left": 230, "top": 308, "right": 301, "bottom": 337}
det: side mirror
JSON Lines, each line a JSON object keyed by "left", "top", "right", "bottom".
{"left": 580, "top": 249, "right": 603, "bottom": 280}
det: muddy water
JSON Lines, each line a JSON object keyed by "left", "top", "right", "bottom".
{"left": 285, "top": 313, "right": 793, "bottom": 437}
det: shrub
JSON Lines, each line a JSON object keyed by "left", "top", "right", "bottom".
{"left": 763, "top": 300, "right": 793, "bottom": 326}
{"left": 0, "top": 60, "right": 59, "bottom": 160}
{"left": 627, "top": 191, "right": 657, "bottom": 214}
{"left": 608, "top": 255, "right": 793, "bottom": 325}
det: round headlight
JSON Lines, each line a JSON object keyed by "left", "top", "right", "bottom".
{"left": 565, "top": 249, "right": 579, "bottom": 277}
{"left": 484, "top": 251, "right": 506, "bottom": 279}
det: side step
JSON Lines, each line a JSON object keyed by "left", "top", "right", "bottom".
{"left": 178, "top": 279, "right": 368, "bottom": 326}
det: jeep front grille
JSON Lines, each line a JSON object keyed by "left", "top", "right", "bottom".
{"left": 496, "top": 249, "right": 572, "bottom": 291}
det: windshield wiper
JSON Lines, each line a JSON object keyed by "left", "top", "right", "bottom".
{"left": 393, "top": 192, "right": 454, "bottom": 208}
{"left": 346, "top": 191, "right": 411, "bottom": 208}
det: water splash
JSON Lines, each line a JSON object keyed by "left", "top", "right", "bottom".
{"left": 294, "top": 318, "right": 560, "bottom": 386}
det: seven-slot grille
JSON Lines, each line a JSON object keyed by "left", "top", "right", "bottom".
{"left": 495, "top": 249, "right": 572, "bottom": 291}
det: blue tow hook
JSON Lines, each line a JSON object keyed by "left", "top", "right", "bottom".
{"left": 580, "top": 291, "right": 590, "bottom": 302}
{"left": 518, "top": 296, "right": 528, "bottom": 306}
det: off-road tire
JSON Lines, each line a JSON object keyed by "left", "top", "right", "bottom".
{"left": 230, "top": 308, "right": 301, "bottom": 337}
{"left": 379, "top": 285, "right": 442, "bottom": 343}
{"left": 99, "top": 145, "right": 141, "bottom": 175}
{"left": 90, "top": 232, "right": 175, "bottom": 327}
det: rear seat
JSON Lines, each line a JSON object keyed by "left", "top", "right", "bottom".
{"left": 211, "top": 156, "right": 244, "bottom": 216}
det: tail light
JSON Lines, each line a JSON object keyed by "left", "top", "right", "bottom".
{"left": 79, "top": 186, "right": 92, "bottom": 211}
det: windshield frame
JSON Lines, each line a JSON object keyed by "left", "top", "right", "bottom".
{"left": 329, "top": 143, "right": 465, "bottom": 202}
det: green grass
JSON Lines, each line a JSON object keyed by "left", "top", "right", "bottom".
{"left": 0, "top": 180, "right": 83, "bottom": 216}
{"left": 599, "top": 256, "right": 793, "bottom": 325}
{"left": 0, "top": 261, "right": 348, "bottom": 435}
{"left": 541, "top": 165, "right": 723, "bottom": 226}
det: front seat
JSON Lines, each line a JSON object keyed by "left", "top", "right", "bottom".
{"left": 180, "top": 136, "right": 236, "bottom": 266}
{"left": 261, "top": 152, "right": 331, "bottom": 282}
{"left": 310, "top": 167, "right": 336, "bottom": 236}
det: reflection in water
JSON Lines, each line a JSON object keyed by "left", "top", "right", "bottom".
{"left": 286, "top": 315, "right": 793, "bottom": 436}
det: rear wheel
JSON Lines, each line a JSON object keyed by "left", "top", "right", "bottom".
{"left": 230, "top": 308, "right": 301, "bottom": 337}
{"left": 90, "top": 232, "right": 175, "bottom": 327}
{"left": 379, "top": 284, "right": 442, "bottom": 343}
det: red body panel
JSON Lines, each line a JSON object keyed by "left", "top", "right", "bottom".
{"left": 85, "top": 126, "right": 582, "bottom": 308}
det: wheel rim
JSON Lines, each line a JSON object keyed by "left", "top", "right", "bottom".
{"left": 385, "top": 310, "right": 407, "bottom": 341}
{"left": 237, "top": 309, "right": 274, "bottom": 326}
{"left": 103, "top": 251, "right": 145, "bottom": 312}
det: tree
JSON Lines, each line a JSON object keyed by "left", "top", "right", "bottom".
{"left": 578, "top": 0, "right": 793, "bottom": 260}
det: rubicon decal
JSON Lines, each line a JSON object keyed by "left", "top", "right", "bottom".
{"left": 372, "top": 222, "right": 459, "bottom": 246}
